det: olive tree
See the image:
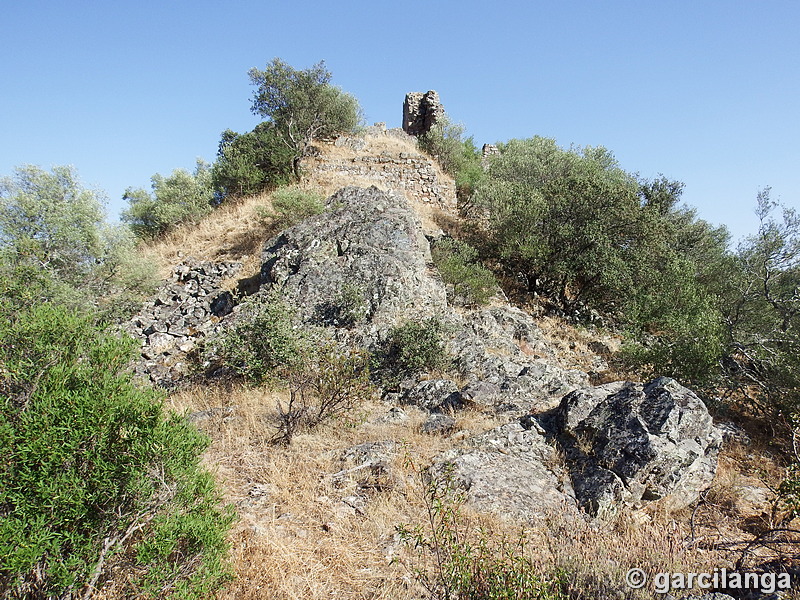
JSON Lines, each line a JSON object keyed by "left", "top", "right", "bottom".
{"left": 122, "top": 160, "right": 214, "bottom": 239}
{"left": 0, "top": 165, "right": 154, "bottom": 312}
{"left": 248, "top": 58, "right": 362, "bottom": 176}
{"left": 724, "top": 188, "right": 800, "bottom": 416}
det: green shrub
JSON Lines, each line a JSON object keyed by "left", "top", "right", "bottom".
{"left": 316, "top": 283, "right": 369, "bottom": 327}
{"left": 0, "top": 165, "right": 157, "bottom": 316}
{"left": 257, "top": 185, "right": 325, "bottom": 230}
{"left": 379, "top": 318, "right": 449, "bottom": 379}
{"left": 205, "top": 291, "right": 307, "bottom": 384}
{"left": 0, "top": 303, "right": 232, "bottom": 599}
{"left": 211, "top": 122, "right": 295, "bottom": 201}
{"left": 123, "top": 160, "right": 214, "bottom": 239}
{"left": 432, "top": 238, "right": 497, "bottom": 306}
{"left": 417, "top": 116, "right": 483, "bottom": 201}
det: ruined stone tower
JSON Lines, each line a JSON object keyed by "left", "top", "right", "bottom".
{"left": 402, "top": 90, "right": 444, "bottom": 136}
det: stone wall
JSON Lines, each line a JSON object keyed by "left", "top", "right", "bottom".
{"left": 306, "top": 127, "right": 457, "bottom": 211}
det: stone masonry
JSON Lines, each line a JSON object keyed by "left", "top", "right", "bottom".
{"left": 402, "top": 90, "right": 444, "bottom": 136}
{"left": 306, "top": 127, "right": 456, "bottom": 211}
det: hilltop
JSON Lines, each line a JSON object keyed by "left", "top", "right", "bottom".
{"left": 124, "top": 126, "right": 787, "bottom": 600}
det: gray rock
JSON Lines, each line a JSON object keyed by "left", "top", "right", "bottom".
{"left": 431, "top": 423, "right": 577, "bottom": 520}
{"left": 259, "top": 186, "right": 448, "bottom": 335}
{"left": 403, "top": 379, "right": 463, "bottom": 412}
{"left": 421, "top": 413, "right": 456, "bottom": 435}
{"left": 375, "top": 407, "right": 410, "bottom": 425}
{"left": 556, "top": 377, "right": 722, "bottom": 518}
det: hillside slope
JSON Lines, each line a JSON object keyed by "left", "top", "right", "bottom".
{"left": 126, "top": 130, "right": 786, "bottom": 600}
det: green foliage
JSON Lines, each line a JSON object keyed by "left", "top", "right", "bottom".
{"left": 211, "top": 122, "right": 295, "bottom": 201}
{"left": 249, "top": 58, "right": 362, "bottom": 176}
{"left": 123, "top": 160, "right": 214, "bottom": 239}
{"left": 0, "top": 165, "right": 156, "bottom": 314}
{"left": 417, "top": 116, "right": 484, "bottom": 200}
{"left": 316, "top": 283, "right": 369, "bottom": 328}
{"left": 258, "top": 185, "right": 325, "bottom": 229}
{"left": 472, "top": 139, "right": 736, "bottom": 386}
{"left": 432, "top": 238, "right": 496, "bottom": 306}
{"left": 379, "top": 318, "right": 449, "bottom": 379}
{"left": 205, "top": 291, "right": 307, "bottom": 384}
{"left": 474, "top": 137, "right": 644, "bottom": 312}
{"left": 0, "top": 304, "right": 232, "bottom": 599}
{"left": 724, "top": 189, "right": 800, "bottom": 416}
{"left": 398, "top": 468, "right": 566, "bottom": 600}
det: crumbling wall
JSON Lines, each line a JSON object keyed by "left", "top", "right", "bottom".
{"left": 306, "top": 126, "right": 456, "bottom": 211}
{"left": 402, "top": 90, "right": 444, "bottom": 136}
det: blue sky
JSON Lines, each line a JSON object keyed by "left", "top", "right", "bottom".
{"left": 2, "top": 1, "right": 798, "bottom": 243}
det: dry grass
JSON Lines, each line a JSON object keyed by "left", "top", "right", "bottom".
{"left": 160, "top": 379, "right": 795, "bottom": 600}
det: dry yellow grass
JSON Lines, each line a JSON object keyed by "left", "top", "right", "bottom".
{"left": 160, "top": 379, "right": 788, "bottom": 600}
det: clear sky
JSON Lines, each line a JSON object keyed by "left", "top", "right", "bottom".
{"left": 2, "top": 0, "right": 798, "bottom": 243}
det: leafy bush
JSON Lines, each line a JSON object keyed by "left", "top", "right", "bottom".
{"left": 417, "top": 116, "right": 484, "bottom": 201}
{"left": 432, "top": 238, "right": 496, "bottom": 306}
{"left": 316, "top": 283, "right": 369, "bottom": 327}
{"left": 0, "top": 303, "right": 232, "bottom": 599}
{"left": 205, "top": 291, "right": 307, "bottom": 384}
{"left": 257, "top": 185, "right": 325, "bottom": 229}
{"left": 123, "top": 160, "right": 214, "bottom": 239}
{"left": 398, "top": 468, "right": 566, "bottom": 600}
{"left": 211, "top": 122, "right": 295, "bottom": 201}
{"left": 379, "top": 318, "right": 449, "bottom": 379}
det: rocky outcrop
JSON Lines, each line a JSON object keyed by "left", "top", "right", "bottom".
{"left": 257, "top": 186, "right": 587, "bottom": 413}
{"left": 402, "top": 90, "right": 444, "bottom": 136}
{"left": 259, "top": 185, "right": 448, "bottom": 338}
{"left": 127, "top": 183, "right": 724, "bottom": 525}
{"left": 555, "top": 377, "right": 722, "bottom": 518}
{"left": 432, "top": 422, "right": 578, "bottom": 520}
{"left": 433, "top": 377, "right": 721, "bottom": 522}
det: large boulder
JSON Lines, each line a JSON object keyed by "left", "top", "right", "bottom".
{"left": 555, "top": 377, "right": 722, "bottom": 518}
{"left": 259, "top": 186, "right": 447, "bottom": 342}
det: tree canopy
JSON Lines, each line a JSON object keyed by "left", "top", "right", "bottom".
{"left": 0, "top": 165, "right": 154, "bottom": 313}
{"left": 248, "top": 58, "right": 362, "bottom": 176}
{"left": 122, "top": 160, "right": 214, "bottom": 239}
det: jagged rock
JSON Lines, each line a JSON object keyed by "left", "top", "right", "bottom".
{"left": 556, "top": 377, "right": 722, "bottom": 518}
{"left": 259, "top": 186, "right": 448, "bottom": 337}
{"left": 375, "top": 407, "right": 409, "bottom": 425}
{"left": 421, "top": 413, "right": 456, "bottom": 435}
{"left": 335, "top": 441, "right": 399, "bottom": 492}
{"left": 432, "top": 422, "right": 577, "bottom": 520}
{"left": 402, "top": 379, "right": 463, "bottom": 412}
